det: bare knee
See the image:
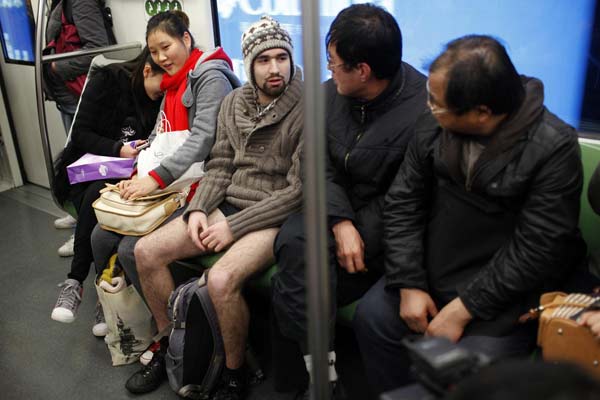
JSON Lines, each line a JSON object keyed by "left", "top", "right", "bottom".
{"left": 134, "top": 237, "right": 160, "bottom": 274}
{"left": 207, "top": 268, "right": 243, "bottom": 303}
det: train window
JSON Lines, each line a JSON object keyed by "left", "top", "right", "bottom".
{"left": 215, "top": 0, "right": 599, "bottom": 135}
{"left": 0, "top": 0, "right": 34, "bottom": 65}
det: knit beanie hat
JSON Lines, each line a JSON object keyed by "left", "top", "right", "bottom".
{"left": 241, "top": 16, "right": 294, "bottom": 87}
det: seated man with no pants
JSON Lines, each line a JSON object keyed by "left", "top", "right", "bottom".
{"left": 126, "top": 17, "right": 304, "bottom": 400}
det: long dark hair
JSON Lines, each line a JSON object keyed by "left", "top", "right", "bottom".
{"left": 128, "top": 48, "right": 163, "bottom": 134}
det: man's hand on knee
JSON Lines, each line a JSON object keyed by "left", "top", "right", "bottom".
{"left": 187, "top": 211, "right": 209, "bottom": 250}
{"left": 200, "top": 220, "right": 234, "bottom": 252}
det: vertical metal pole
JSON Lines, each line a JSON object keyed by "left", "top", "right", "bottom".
{"left": 301, "top": 1, "right": 330, "bottom": 399}
{"left": 210, "top": 0, "right": 222, "bottom": 47}
{"left": 34, "top": 0, "right": 57, "bottom": 197}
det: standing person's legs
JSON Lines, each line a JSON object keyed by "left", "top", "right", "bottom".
{"left": 60, "top": 111, "right": 74, "bottom": 136}
{"left": 353, "top": 277, "right": 414, "bottom": 396}
{"left": 57, "top": 102, "right": 77, "bottom": 136}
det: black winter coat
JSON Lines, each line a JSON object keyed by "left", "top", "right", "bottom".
{"left": 52, "top": 65, "right": 161, "bottom": 205}
{"left": 325, "top": 62, "right": 427, "bottom": 265}
{"left": 384, "top": 78, "right": 586, "bottom": 335}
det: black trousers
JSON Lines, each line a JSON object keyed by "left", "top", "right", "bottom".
{"left": 271, "top": 212, "right": 381, "bottom": 352}
{"left": 67, "top": 180, "right": 114, "bottom": 283}
{"left": 353, "top": 277, "right": 537, "bottom": 396}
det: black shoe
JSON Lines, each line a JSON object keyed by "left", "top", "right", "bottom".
{"left": 212, "top": 375, "right": 247, "bottom": 400}
{"left": 125, "top": 351, "right": 167, "bottom": 394}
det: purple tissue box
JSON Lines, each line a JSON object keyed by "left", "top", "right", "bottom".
{"left": 67, "top": 153, "right": 134, "bottom": 185}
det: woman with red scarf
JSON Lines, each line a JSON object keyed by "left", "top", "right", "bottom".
{"left": 118, "top": 11, "right": 240, "bottom": 200}
{"left": 88, "top": 11, "right": 239, "bottom": 344}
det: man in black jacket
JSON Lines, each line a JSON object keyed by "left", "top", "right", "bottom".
{"left": 271, "top": 4, "right": 427, "bottom": 396}
{"left": 353, "top": 35, "right": 587, "bottom": 396}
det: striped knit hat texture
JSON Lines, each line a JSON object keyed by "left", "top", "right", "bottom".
{"left": 241, "top": 16, "right": 293, "bottom": 86}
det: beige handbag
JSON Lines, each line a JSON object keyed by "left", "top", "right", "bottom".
{"left": 92, "top": 183, "right": 185, "bottom": 236}
{"left": 523, "top": 291, "right": 600, "bottom": 378}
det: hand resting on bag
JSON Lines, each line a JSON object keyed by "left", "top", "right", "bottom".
{"left": 117, "top": 176, "right": 159, "bottom": 200}
{"left": 578, "top": 311, "right": 600, "bottom": 338}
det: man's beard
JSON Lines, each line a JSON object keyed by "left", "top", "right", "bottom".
{"left": 259, "top": 75, "right": 288, "bottom": 98}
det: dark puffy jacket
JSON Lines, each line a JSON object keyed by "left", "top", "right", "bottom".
{"left": 384, "top": 78, "right": 586, "bottom": 335}
{"left": 325, "top": 62, "right": 427, "bottom": 263}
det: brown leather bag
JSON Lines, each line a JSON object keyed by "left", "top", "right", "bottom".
{"left": 532, "top": 292, "right": 600, "bottom": 377}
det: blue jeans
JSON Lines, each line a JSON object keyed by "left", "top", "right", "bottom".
{"left": 353, "top": 277, "right": 536, "bottom": 396}
{"left": 57, "top": 102, "right": 77, "bottom": 136}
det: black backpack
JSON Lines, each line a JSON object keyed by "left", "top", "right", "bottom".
{"left": 166, "top": 273, "right": 225, "bottom": 399}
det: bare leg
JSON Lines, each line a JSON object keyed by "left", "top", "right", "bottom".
{"left": 207, "top": 227, "right": 279, "bottom": 369}
{"left": 134, "top": 211, "right": 226, "bottom": 332}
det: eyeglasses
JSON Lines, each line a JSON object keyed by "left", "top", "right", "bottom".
{"left": 326, "top": 58, "right": 346, "bottom": 72}
{"left": 426, "top": 80, "right": 451, "bottom": 115}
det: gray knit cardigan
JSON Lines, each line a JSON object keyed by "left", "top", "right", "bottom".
{"left": 185, "top": 68, "right": 304, "bottom": 239}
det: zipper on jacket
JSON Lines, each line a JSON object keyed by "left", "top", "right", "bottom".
{"left": 345, "top": 106, "right": 367, "bottom": 172}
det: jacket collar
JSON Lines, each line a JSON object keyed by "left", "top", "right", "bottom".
{"left": 441, "top": 76, "right": 545, "bottom": 189}
{"left": 348, "top": 63, "right": 406, "bottom": 124}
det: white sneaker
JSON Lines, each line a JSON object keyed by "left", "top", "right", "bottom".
{"left": 58, "top": 234, "right": 75, "bottom": 257}
{"left": 54, "top": 214, "right": 77, "bottom": 229}
{"left": 51, "top": 279, "right": 83, "bottom": 323}
{"left": 92, "top": 301, "right": 108, "bottom": 337}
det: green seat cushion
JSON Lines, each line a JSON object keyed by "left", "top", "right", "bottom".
{"left": 191, "top": 253, "right": 358, "bottom": 322}
{"left": 579, "top": 141, "right": 600, "bottom": 255}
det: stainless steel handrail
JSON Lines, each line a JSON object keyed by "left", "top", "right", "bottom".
{"left": 34, "top": 0, "right": 139, "bottom": 206}
{"left": 302, "top": 1, "right": 330, "bottom": 399}
{"left": 41, "top": 42, "right": 143, "bottom": 64}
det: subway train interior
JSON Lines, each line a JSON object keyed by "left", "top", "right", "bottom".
{"left": 1, "top": 1, "right": 600, "bottom": 399}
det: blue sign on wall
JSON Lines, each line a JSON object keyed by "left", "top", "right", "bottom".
{"left": 216, "top": 0, "right": 596, "bottom": 129}
{"left": 0, "top": 0, "right": 34, "bottom": 64}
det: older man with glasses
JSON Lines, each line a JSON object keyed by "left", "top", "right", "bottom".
{"left": 353, "top": 34, "right": 587, "bottom": 396}
{"left": 271, "top": 3, "right": 427, "bottom": 398}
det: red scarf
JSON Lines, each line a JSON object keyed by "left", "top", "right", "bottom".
{"left": 160, "top": 48, "right": 202, "bottom": 131}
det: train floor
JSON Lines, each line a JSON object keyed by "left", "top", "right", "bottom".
{"left": 0, "top": 185, "right": 373, "bottom": 400}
